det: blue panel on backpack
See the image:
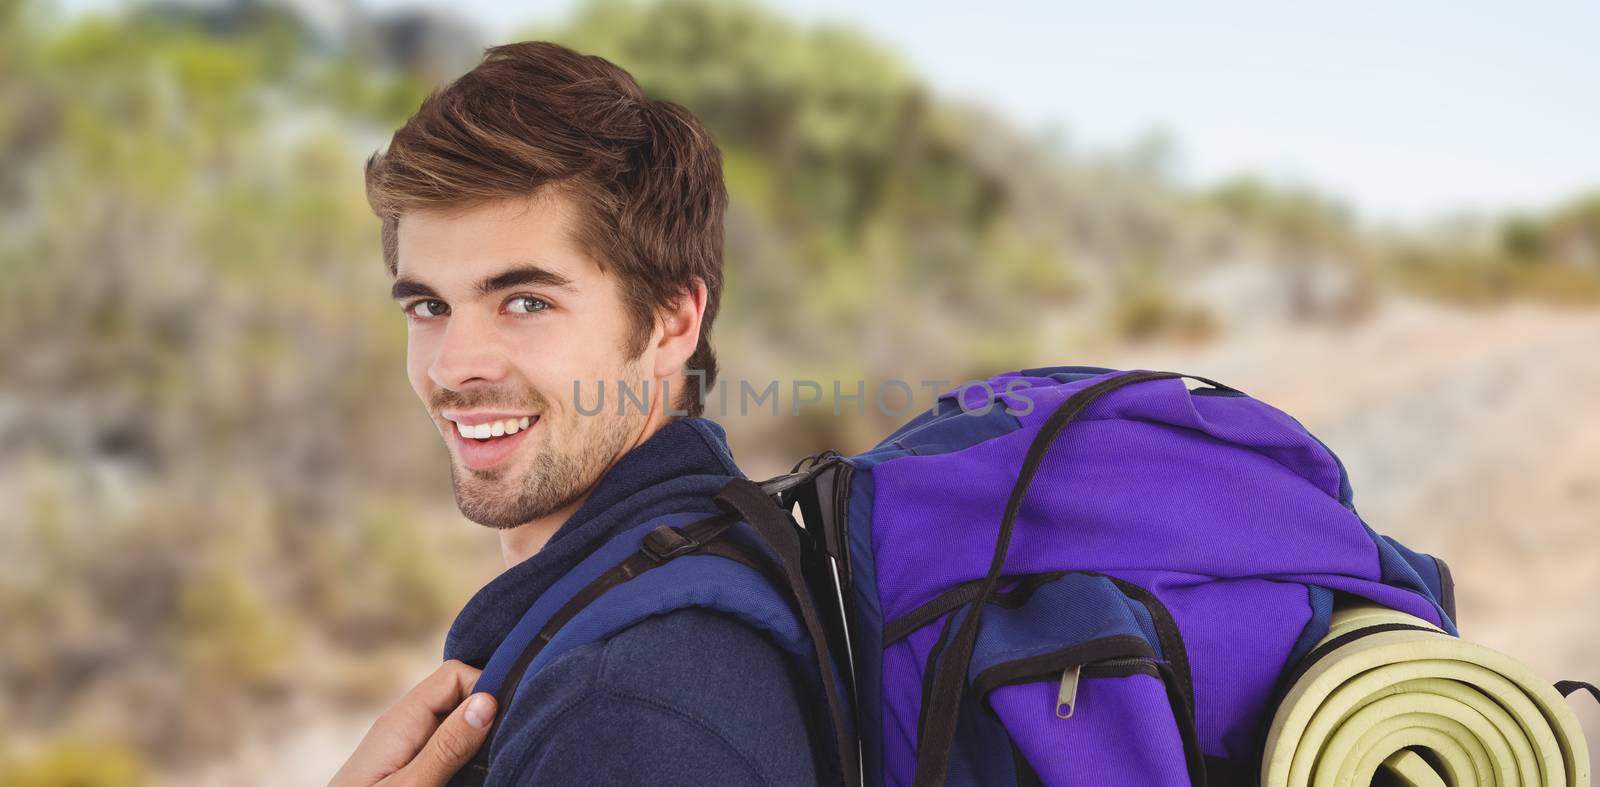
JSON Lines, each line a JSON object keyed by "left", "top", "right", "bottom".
{"left": 472, "top": 511, "right": 723, "bottom": 697}
{"left": 524, "top": 554, "right": 814, "bottom": 678}
{"left": 1286, "top": 584, "right": 1335, "bottom": 669}
{"left": 843, "top": 462, "right": 887, "bottom": 787}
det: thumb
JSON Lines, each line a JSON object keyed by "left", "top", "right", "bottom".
{"left": 394, "top": 692, "right": 496, "bottom": 786}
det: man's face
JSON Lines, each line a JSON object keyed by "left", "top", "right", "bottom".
{"left": 392, "top": 193, "right": 653, "bottom": 529}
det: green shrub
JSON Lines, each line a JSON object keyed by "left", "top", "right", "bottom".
{"left": 0, "top": 738, "right": 148, "bottom": 787}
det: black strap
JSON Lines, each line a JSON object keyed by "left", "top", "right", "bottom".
{"left": 1202, "top": 756, "right": 1251, "bottom": 785}
{"left": 886, "top": 571, "right": 1073, "bottom": 645}
{"left": 1432, "top": 555, "right": 1458, "bottom": 624}
{"left": 911, "top": 370, "right": 1230, "bottom": 787}
{"left": 449, "top": 513, "right": 738, "bottom": 787}
{"left": 1557, "top": 679, "right": 1600, "bottom": 704}
{"left": 715, "top": 477, "right": 862, "bottom": 787}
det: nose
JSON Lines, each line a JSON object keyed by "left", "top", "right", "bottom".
{"left": 427, "top": 310, "right": 509, "bottom": 391}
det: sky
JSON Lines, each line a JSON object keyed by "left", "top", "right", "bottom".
{"left": 64, "top": 0, "right": 1600, "bottom": 226}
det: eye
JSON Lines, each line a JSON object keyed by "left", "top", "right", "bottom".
{"left": 405, "top": 299, "right": 448, "bottom": 319}
{"left": 506, "top": 295, "right": 550, "bottom": 315}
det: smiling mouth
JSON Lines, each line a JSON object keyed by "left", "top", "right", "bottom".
{"left": 454, "top": 415, "right": 535, "bottom": 441}
{"left": 448, "top": 414, "right": 541, "bottom": 471}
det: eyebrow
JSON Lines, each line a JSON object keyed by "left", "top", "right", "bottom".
{"left": 391, "top": 262, "right": 576, "bottom": 302}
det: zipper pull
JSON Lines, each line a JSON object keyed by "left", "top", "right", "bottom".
{"left": 1055, "top": 664, "right": 1083, "bottom": 719}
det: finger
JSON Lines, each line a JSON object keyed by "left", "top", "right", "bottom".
{"left": 393, "top": 660, "right": 483, "bottom": 721}
{"left": 373, "top": 660, "right": 484, "bottom": 763}
{"left": 392, "top": 692, "right": 497, "bottom": 786}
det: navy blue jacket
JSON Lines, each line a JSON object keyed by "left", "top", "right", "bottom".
{"left": 442, "top": 417, "right": 821, "bottom": 786}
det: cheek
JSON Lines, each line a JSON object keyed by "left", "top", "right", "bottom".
{"left": 405, "top": 333, "right": 435, "bottom": 398}
{"left": 510, "top": 339, "right": 627, "bottom": 413}
{"left": 525, "top": 359, "right": 588, "bottom": 411}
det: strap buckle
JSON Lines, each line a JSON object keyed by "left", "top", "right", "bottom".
{"left": 641, "top": 525, "right": 700, "bottom": 563}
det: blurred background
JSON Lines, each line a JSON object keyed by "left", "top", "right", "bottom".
{"left": 2, "top": 0, "right": 1597, "bottom": 783}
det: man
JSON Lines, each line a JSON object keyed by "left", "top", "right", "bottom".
{"left": 330, "top": 42, "right": 821, "bottom": 787}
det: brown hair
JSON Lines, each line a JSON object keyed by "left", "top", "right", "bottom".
{"left": 365, "top": 41, "right": 726, "bottom": 417}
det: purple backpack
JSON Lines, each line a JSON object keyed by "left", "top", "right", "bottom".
{"left": 735, "top": 365, "right": 1462, "bottom": 785}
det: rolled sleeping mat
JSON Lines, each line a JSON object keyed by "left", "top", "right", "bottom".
{"left": 1261, "top": 603, "right": 1592, "bottom": 787}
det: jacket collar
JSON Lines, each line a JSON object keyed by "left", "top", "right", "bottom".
{"left": 442, "top": 416, "right": 745, "bottom": 666}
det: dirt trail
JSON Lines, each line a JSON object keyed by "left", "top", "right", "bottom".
{"left": 161, "top": 648, "right": 442, "bottom": 787}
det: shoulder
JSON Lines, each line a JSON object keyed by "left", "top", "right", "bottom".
{"left": 595, "top": 606, "right": 810, "bottom": 698}
{"left": 489, "top": 607, "right": 819, "bottom": 787}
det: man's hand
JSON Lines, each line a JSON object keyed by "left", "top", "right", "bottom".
{"left": 329, "top": 659, "right": 497, "bottom": 787}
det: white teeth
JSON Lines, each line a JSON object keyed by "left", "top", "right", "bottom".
{"left": 454, "top": 416, "right": 534, "bottom": 440}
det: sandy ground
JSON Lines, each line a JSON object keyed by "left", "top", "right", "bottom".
{"left": 173, "top": 298, "right": 1600, "bottom": 784}
{"left": 161, "top": 646, "right": 444, "bottom": 787}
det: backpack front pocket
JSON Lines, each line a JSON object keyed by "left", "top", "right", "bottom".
{"left": 978, "top": 648, "right": 1197, "bottom": 786}
{"left": 963, "top": 573, "right": 1205, "bottom": 786}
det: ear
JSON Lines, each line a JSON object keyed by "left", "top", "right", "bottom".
{"left": 651, "top": 278, "right": 708, "bottom": 381}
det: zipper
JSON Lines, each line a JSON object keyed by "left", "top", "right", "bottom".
{"left": 888, "top": 572, "right": 1200, "bottom": 722}
{"left": 888, "top": 571, "right": 1208, "bottom": 783}
{"left": 997, "top": 653, "right": 1186, "bottom": 786}
{"left": 1056, "top": 656, "right": 1166, "bottom": 718}
{"left": 974, "top": 639, "right": 1206, "bottom": 786}
{"left": 972, "top": 635, "right": 1155, "bottom": 707}
{"left": 1055, "top": 664, "right": 1082, "bottom": 718}
{"left": 980, "top": 651, "right": 1163, "bottom": 720}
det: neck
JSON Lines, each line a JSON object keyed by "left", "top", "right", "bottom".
{"left": 495, "top": 393, "right": 679, "bottom": 568}
{"left": 496, "top": 494, "right": 583, "bottom": 568}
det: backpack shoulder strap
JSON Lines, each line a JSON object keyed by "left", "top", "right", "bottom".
{"left": 449, "top": 506, "right": 844, "bottom": 787}
{"left": 714, "top": 477, "right": 862, "bottom": 787}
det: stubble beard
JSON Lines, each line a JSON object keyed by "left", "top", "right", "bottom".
{"left": 449, "top": 378, "right": 648, "bottom": 531}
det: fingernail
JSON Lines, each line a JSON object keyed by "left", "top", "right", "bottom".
{"left": 465, "top": 693, "right": 495, "bottom": 729}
